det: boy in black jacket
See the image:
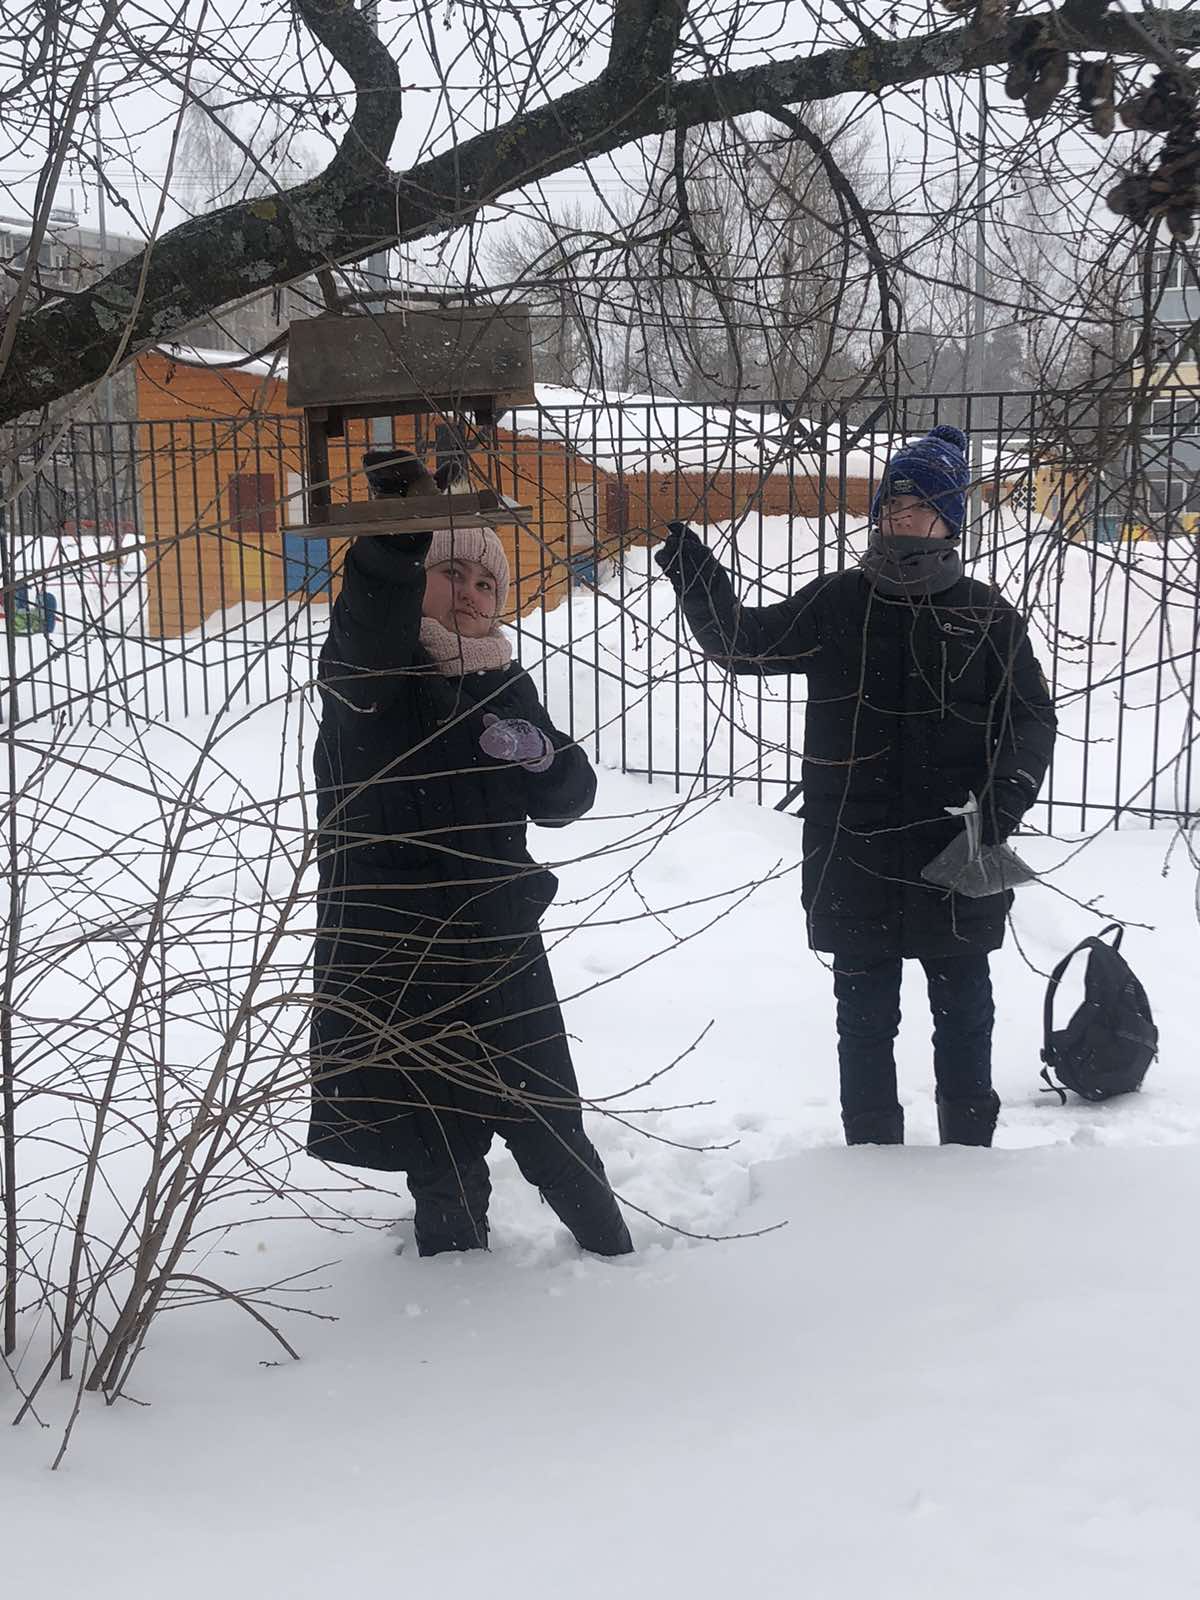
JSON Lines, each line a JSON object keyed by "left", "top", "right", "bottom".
{"left": 657, "top": 425, "right": 1056, "bottom": 1147}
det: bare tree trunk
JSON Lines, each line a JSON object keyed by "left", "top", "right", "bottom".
{"left": 0, "top": 513, "right": 18, "bottom": 1357}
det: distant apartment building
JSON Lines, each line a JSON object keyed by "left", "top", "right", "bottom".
{"left": 1138, "top": 248, "right": 1200, "bottom": 526}
{"left": 0, "top": 209, "right": 143, "bottom": 292}
{"left": 0, "top": 208, "right": 320, "bottom": 360}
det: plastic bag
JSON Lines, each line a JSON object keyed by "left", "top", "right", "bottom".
{"left": 920, "top": 793, "right": 1039, "bottom": 899}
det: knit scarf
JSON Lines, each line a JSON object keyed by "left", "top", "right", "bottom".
{"left": 418, "top": 616, "right": 514, "bottom": 676}
{"left": 859, "top": 531, "right": 963, "bottom": 598}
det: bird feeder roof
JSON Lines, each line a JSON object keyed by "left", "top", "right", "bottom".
{"left": 285, "top": 302, "right": 536, "bottom": 418}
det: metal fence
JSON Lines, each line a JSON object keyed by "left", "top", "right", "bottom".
{"left": 3, "top": 391, "right": 1198, "bottom": 830}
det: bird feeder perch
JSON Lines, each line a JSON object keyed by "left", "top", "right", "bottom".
{"left": 285, "top": 302, "right": 536, "bottom": 537}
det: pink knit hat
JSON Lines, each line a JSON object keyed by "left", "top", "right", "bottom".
{"left": 424, "top": 525, "right": 511, "bottom": 615}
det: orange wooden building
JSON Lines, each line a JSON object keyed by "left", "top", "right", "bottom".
{"left": 134, "top": 348, "right": 873, "bottom": 639}
{"left": 134, "top": 348, "right": 617, "bottom": 638}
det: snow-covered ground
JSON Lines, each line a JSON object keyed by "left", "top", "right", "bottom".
{"left": 12, "top": 1143, "right": 1200, "bottom": 1600}
{"left": 4, "top": 733, "right": 1198, "bottom": 1595}
{"left": 4, "top": 520, "right": 1199, "bottom": 1594}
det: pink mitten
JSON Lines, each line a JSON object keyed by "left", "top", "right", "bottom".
{"left": 480, "top": 713, "right": 555, "bottom": 773}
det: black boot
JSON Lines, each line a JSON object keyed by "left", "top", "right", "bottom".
{"left": 415, "top": 1215, "right": 489, "bottom": 1257}
{"left": 542, "top": 1179, "right": 634, "bottom": 1256}
{"left": 504, "top": 1120, "right": 634, "bottom": 1255}
{"left": 936, "top": 1090, "right": 1000, "bottom": 1148}
{"left": 536, "top": 1130, "right": 634, "bottom": 1256}
{"left": 843, "top": 1105, "right": 904, "bottom": 1146}
{"left": 409, "top": 1159, "right": 492, "bottom": 1256}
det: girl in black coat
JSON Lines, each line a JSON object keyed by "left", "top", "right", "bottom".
{"left": 658, "top": 426, "right": 1056, "bottom": 1148}
{"left": 308, "top": 452, "right": 632, "bottom": 1257}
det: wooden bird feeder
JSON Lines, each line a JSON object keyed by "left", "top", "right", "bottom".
{"left": 285, "top": 302, "right": 536, "bottom": 537}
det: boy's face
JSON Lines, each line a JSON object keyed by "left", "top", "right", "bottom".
{"left": 879, "top": 495, "right": 950, "bottom": 540}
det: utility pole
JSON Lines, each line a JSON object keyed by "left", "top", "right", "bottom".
{"left": 363, "top": 1, "right": 392, "bottom": 450}
{"left": 94, "top": 70, "right": 122, "bottom": 551}
{"left": 968, "top": 67, "right": 987, "bottom": 560}
{"left": 94, "top": 73, "right": 114, "bottom": 432}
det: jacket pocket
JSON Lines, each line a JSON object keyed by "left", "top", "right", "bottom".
{"left": 799, "top": 795, "right": 893, "bottom": 830}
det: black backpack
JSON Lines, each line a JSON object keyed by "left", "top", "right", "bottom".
{"left": 1040, "top": 924, "right": 1158, "bottom": 1104}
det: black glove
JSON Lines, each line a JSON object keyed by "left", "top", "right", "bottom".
{"left": 654, "top": 520, "right": 704, "bottom": 574}
{"left": 978, "top": 781, "right": 1027, "bottom": 847}
{"left": 349, "top": 530, "right": 432, "bottom": 578}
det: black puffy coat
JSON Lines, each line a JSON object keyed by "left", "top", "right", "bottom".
{"left": 307, "top": 532, "right": 597, "bottom": 1172}
{"left": 659, "top": 531, "right": 1057, "bottom": 962}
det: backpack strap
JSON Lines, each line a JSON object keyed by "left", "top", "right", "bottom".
{"left": 1040, "top": 924, "right": 1129, "bottom": 1105}
{"left": 1041, "top": 942, "right": 1083, "bottom": 1104}
{"left": 1039, "top": 1064, "right": 1068, "bottom": 1105}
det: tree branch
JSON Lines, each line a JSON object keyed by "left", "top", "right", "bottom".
{"left": 1, "top": 2, "right": 1197, "bottom": 424}
{"left": 292, "top": 0, "right": 402, "bottom": 183}
{"left": 764, "top": 102, "right": 901, "bottom": 389}
{"left": 609, "top": 0, "right": 686, "bottom": 78}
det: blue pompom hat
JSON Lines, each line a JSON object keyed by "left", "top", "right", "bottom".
{"left": 870, "top": 424, "right": 970, "bottom": 541}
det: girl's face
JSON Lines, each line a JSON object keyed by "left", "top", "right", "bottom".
{"left": 879, "top": 495, "right": 951, "bottom": 540}
{"left": 422, "top": 558, "right": 498, "bottom": 638}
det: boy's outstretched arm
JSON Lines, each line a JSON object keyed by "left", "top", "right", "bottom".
{"left": 656, "top": 522, "right": 821, "bottom": 676}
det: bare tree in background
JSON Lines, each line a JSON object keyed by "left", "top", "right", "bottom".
{"left": 173, "top": 75, "right": 321, "bottom": 354}
{"left": 649, "top": 110, "right": 882, "bottom": 404}
{"left": 177, "top": 74, "right": 314, "bottom": 211}
{"left": 491, "top": 108, "right": 881, "bottom": 405}
{"left": 489, "top": 204, "right": 614, "bottom": 389}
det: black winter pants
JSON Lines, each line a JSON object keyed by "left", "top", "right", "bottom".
{"left": 316, "top": 919, "right": 633, "bottom": 1258}
{"left": 402, "top": 932, "right": 633, "bottom": 1258}
{"left": 831, "top": 953, "right": 996, "bottom": 1143}
{"left": 405, "top": 1110, "right": 632, "bottom": 1258}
